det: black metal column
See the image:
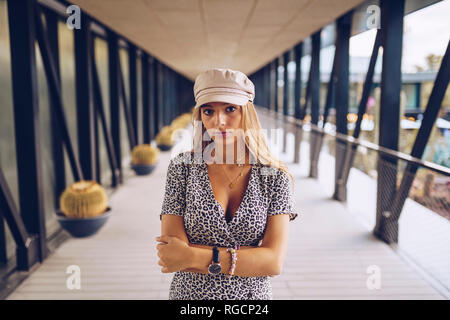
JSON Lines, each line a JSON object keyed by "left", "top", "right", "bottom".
{"left": 274, "top": 58, "right": 279, "bottom": 114}
{"left": 333, "top": 11, "right": 353, "bottom": 201}
{"left": 152, "top": 58, "right": 160, "bottom": 136}
{"left": 75, "top": 14, "right": 96, "bottom": 180}
{"left": 129, "top": 44, "right": 138, "bottom": 145}
{"left": 293, "top": 43, "right": 303, "bottom": 164}
{"left": 282, "top": 51, "right": 290, "bottom": 153}
{"left": 265, "top": 64, "right": 271, "bottom": 109}
{"left": 156, "top": 61, "right": 164, "bottom": 130}
{"left": 373, "top": 0, "right": 405, "bottom": 244}
{"left": 108, "top": 31, "right": 123, "bottom": 184}
{"left": 142, "top": 53, "right": 152, "bottom": 144}
{"left": 7, "top": 0, "right": 48, "bottom": 269}
{"left": 309, "top": 30, "right": 321, "bottom": 178}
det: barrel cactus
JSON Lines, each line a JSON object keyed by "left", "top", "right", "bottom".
{"left": 60, "top": 181, "right": 108, "bottom": 219}
{"left": 155, "top": 125, "right": 176, "bottom": 146}
{"left": 131, "top": 144, "right": 159, "bottom": 165}
{"left": 170, "top": 113, "right": 192, "bottom": 130}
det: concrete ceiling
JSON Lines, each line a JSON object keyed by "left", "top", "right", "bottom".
{"left": 72, "top": 0, "right": 365, "bottom": 80}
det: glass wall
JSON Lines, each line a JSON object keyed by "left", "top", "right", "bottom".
{"left": 300, "top": 37, "right": 312, "bottom": 123}
{"left": 136, "top": 53, "right": 142, "bottom": 145}
{"left": 58, "top": 21, "right": 77, "bottom": 188}
{"left": 338, "top": 27, "right": 383, "bottom": 176}
{"left": 276, "top": 56, "right": 283, "bottom": 112}
{"left": 286, "top": 51, "right": 296, "bottom": 117}
{"left": 94, "top": 37, "right": 111, "bottom": 187}
{"left": 35, "top": 14, "right": 58, "bottom": 236}
{"left": 401, "top": 0, "right": 450, "bottom": 157}
{"left": 0, "top": 0, "right": 19, "bottom": 263}
{"left": 119, "top": 47, "right": 131, "bottom": 164}
{"left": 397, "top": 0, "right": 450, "bottom": 292}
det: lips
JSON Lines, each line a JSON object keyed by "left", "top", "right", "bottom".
{"left": 214, "top": 130, "right": 230, "bottom": 137}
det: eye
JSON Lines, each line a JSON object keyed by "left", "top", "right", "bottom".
{"left": 202, "top": 108, "right": 213, "bottom": 116}
{"left": 226, "top": 106, "right": 237, "bottom": 112}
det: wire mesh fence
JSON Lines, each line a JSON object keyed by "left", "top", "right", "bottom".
{"left": 314, "top": 125, "right": 449, "bottom": 291}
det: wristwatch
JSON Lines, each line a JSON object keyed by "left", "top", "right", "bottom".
{"left": 207, "top": 246, "right": 222, "bottom": 275}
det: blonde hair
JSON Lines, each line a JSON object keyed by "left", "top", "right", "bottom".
{"left": 190, "top": 101, "right": 294, "bottom": 187}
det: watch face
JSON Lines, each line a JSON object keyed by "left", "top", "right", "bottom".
{"left": 208, "top": 263, "right": 222, "bottom": 274}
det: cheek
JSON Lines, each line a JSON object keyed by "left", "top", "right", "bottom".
{"left": 200, "top": 116, "right": 211, "bottom": 129}
{"left": 230, "top": 113, "right": 242, "bottom": 128}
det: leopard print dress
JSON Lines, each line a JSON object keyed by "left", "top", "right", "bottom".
{"left": 160, "top": 151, "right": 298, "bottom": 300}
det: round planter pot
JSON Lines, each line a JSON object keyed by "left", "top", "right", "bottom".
{"left": 157, "top": 144, "right": 173, "bottom": 151}
{"left": 56, "top": 207, "right": 111, "bottom": 238}
{"left": 131, "top": 163, "right": 157, "bottom": 175}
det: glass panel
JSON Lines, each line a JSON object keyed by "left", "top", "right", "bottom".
{"left": 400, "top": 0, "right": 450, "bottom": 157}
{"left": 300, "top": 54, "right": 311, "bottom": 122}
{"left": 348, "top": 28, "right": 382, "bottom": 149}
{"left": 58, "top": 21, "right": 77, "bottom": 188}
{"left": 287, "top": 56, "right": 295, "bottom": 116}
{"left": 320, "top": 44, "right": 335, "bottom": 118}
{"left": 94, "top": 37, "right": 111, "bottom": 186}
{"left": 36, "top": 14, "right": 58, "bottom": 235}
{"left": 136, "top": 55, "right": 142, "bottom": 145}
{"left": 119, "top": 48, "right": 131, "bottom": 165}
{"left": 276, "top": 56, "right": 283, "bottom": 112}
{"left": 0, "top": 0, "right": 19, "bottom": 261}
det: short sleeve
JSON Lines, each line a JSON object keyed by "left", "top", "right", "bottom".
{"left": 159, "top": 154, "right": 187, "bottom": 220}
{"left": 267, "top": 169, "right": 298, "bottom": 222}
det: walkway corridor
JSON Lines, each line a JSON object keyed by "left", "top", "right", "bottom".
{"left": 6, "top": 111, "right": 445, "bottom": 300}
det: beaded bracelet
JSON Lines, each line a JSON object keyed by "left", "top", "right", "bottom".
{"left": 226, "top": 248, "right": 238, "bottom": 279}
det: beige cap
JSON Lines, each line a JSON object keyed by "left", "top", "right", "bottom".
{"left": 193, "top": 68, "right": 255, "bottom": 109}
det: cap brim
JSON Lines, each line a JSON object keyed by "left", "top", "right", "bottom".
{"left": 194, "top": 94, "right": 248, "bottom": 109}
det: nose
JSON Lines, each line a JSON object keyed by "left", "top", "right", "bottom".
{"left": 215, "top": 110, "right": 227, "bottom": 128}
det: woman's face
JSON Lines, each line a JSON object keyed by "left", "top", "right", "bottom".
{"left": 200, "top": 102, "right": 242, "bottom": 145}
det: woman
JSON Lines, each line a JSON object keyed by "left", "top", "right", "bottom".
{"left": 156, "top": 68, "right": 298, "bottom": 300}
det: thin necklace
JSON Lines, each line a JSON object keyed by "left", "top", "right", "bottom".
{"left": 217, "top": 164, "right": 246, "bottom": 189}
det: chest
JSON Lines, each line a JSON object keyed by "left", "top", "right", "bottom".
{"left": 183, "top": 164, "right": 271, "bottom": 247}
{"left": 207, "top": 165, "right": 252, "bottom": 221}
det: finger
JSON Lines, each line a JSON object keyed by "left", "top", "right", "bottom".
{"left": 157, "top": 259, "right": 165, "bottom": 267}
{"left": 156, "top": 235, "right": 170, "bottom": 243}
{"left": 161, "top": 267, "right": 169, "bottom": 273}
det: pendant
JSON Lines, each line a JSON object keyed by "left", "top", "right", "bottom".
{"left": 229, "top": 183, "right": 234, "bottom": 189}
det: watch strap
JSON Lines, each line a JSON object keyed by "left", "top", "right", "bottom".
{"left": 212, "top": 246, "right": 219, "bottom": 263}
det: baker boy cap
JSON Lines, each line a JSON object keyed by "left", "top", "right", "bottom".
{"left": 193, "top": 68, "right": 255, "bottom": 109}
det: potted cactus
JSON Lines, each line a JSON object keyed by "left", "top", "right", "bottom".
{"left": 56, "top": 180, "right": 111, "bottom": 238}
{"left": 155, "top": 125, "right": 176, "bottom": 151}
{"left": 131, "top": 144, "right": 159, "bottom": 175}
{"left": 170, "top": 113, "right": 192, "bottom": 131}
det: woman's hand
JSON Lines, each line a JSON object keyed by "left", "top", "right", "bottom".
{"left": 156, "top": 235, "right": 193, "bottom": 273}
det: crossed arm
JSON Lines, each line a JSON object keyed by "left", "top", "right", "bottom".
{"left": 157, "top": 214, "right": 290, "bottom": 277}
